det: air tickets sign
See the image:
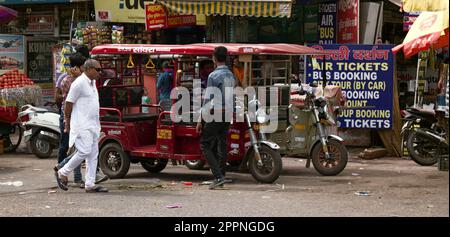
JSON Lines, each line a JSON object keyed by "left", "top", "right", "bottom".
{"left": 305, "top": 44, "right": 394, "bottom": 129}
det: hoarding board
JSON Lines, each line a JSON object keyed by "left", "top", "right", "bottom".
{"left": 306, "top": 44, "right": 394, "bottom": 129}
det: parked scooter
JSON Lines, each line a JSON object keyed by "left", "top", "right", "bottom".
{"left": 18, "top": 104, "right": 60, "bottom": 158}
{"left": 403, "top": 108, "right": 448, "bottom": 166}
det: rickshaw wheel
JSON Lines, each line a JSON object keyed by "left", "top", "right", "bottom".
{"left": 248, "top": 145, "right": 282, "bottom": 183}
{"left": 140, "top": 159, "right": 168, "bottom": 173}
{"left": 311, "top": 139, "right": 348, "bottom": 176}
{"left": 2, "top": 124, "right": 22, "bottom": 153}
{"left": 99, "top": 143, "right": 130, "bottom": 179}
{"left": 185, "top": 160, "right": 206, "bottom": 170}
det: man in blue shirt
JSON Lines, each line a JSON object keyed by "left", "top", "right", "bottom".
{"left": 196, "top": 46, "right": 235, "bottom": 190}
{"left": 157, "top": 61, "right": 173, "bottom": 108}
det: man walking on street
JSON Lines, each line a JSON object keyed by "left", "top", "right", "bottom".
{"left": 196, "top": 46, "right": 235, "bottom": 190}
{"left": 55, "top": 59, "right": 108, "bottom": 193}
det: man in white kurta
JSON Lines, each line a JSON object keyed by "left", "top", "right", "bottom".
{"left": 57, "top": 59, "right": 107, "bottom": 192}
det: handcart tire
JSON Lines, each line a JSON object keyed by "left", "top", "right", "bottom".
{"left": 3, "top": 124, "right": 23, "bottom": 153}
{"left": 248, "top": 145, "right": 282, "bottom": 183}
{"left": 185, "top": 160, "right": 205, "bottom": 170}
{"left": 99, "top": 143, "right": 130, "bottom": 179}
{"left": 140, "top": 158, "right": 168, "bottom": 173}
{"left": 30, "top": 135, "right": 53, "bottom": 159}
{"left": 311, "top": 139, "right": 348, "bottom": 176}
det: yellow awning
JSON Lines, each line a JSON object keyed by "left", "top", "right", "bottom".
{"left": 157, "top": 0, "right": 293, "bottom": 18}
{"left": 402, "top": 0, "right": 449, "bottom": 12}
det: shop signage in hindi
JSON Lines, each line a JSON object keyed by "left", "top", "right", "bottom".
{"left": 305, "top": 44, "right": 394, "bottom": 129}
{"left": 145, "top": 4, "right": 197, "bottom": 31}
{"left": 318, "top": 3, "right": 337, "bottom": 44}
{"left": 145, "top": 4, "right": 166, "bottom": 30}
{"left": 26, "top": 15, "right": 54, "bottom": 33}
{"left": 337, "top": 0, "right": 359, "bottom": 43}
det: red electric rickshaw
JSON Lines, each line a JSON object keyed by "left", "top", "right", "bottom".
{"left": 91, "top": 43, "right": 324, "bottom": 183}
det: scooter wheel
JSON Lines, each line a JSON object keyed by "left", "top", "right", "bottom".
{"left": 248, "top": 145, "right": 282, "bottom": 183}
{"left": 311, "top": 139, "right": 348, "bottom": 176}
{"left": 30, "top": 135, "right": 53, "bottom": 159}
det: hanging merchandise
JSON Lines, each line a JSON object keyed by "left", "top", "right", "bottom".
{"left": 112, "top": 25, "right": 124, "bottom": 44}
{"left": 59, "top": 44, "right": 73, "bottom": 74}
{"left": 74, "top": 23, "right": 112, "bottom": 51}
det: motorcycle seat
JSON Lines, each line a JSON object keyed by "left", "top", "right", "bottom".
{"left": 101, "top": 113, "right": 159, "bottom": 122}
{"left": 407, "top": 107, "right": 435, "bottom": 117}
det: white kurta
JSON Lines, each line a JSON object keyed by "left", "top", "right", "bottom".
{"left": 65, "top": 73, "right": 100, "bottom": 148}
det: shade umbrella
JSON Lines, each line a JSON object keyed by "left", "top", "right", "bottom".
{"left": 0, "top": 5, "right": 18, "bottom": 25}
{"left": 392, "top": 10, "right": 449, "bottom": 58}
{"left": 401, "top": 0, "right": 449, "bottom": 12}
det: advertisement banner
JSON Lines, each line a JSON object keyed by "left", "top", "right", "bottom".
{"left": 94, "top": 0, "right": 155, "bottom": 23}
{"left": 318, "top": 2, "right": 337, "bottom": 44}
{"left": 306, "top": 44, "right": 394, "bottom": 129}
{"left": 337, "top": 0, "right": 359, "bottom": 44}
{"left": 0, "top": 34, "right": 25, "bottom": 75}
{"left": 27, "top": 39, "right": 57, "bottom": 83}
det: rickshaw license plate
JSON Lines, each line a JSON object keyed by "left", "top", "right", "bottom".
{"left": 157, "top": 129, "right": 172, "bottom": 139}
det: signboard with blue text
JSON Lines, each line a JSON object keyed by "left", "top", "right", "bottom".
{"left": 306, "top": 44, "right": 394, "bottom": 129}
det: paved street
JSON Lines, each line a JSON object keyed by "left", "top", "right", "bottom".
{"left": 0, "top": 149, "right": 448, "bottom": 217}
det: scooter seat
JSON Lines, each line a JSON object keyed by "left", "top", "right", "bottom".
{"left": 101, "top": 113, "right": 159, "bottom": 122}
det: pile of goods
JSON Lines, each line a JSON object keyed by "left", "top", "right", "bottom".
{"left": 0, "top": 69, "right": 35, "bottom": 89}
{"left": 74, "top": 25, "right": 112, "bottom": 50}
{"left": 0, "top": 70, "right": 42, "bottom": 109}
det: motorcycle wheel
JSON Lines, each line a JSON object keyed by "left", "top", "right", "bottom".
{"left": 2, "top": 124, "right": 22, "bottom": 153}
{"left": 185, "top": 160, "right": 206, "bottom": 170}
{"left": 30, "top": 135, "right": 53, "bottom": 159}
{"left": 99, "top": 143, "right": 130, "bottom": 179}
{"left": 311, "top": 139, "right": 348, "bottom": 176}
{"left": 248, "top": 145, "right": 282, "bottom": 183}
{"left": 406, "top": 130, "right": 438, "bottom": 166}
{"left": 141, "top": 159, "right": 168, "bottom": 173}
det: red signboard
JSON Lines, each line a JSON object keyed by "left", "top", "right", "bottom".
{"left": 337, "top": 0, "right": 359, "bottom": 44}
{"left": 145, "top": 3, "right": 196, "bottom": 31}
{"left": 145, "top": 4, "right": 166, "bottom": 30}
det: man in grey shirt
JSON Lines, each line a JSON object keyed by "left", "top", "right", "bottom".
{"left": 196, "top": 46, "right": 235, "bottom": 189}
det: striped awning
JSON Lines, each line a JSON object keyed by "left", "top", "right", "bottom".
{"left": 157, "top": 0, "right": 293, "bottom": 18}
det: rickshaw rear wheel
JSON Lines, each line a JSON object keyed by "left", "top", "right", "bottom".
{"left": 248, "top": 145, "right": 282, "bottom": 183}
{"left": 311, "top": 139, "right": 348, "bottom": 176}
{"left": 185, "top": 160, "right": 206, "bottom": 170}
{"left": 140, "top": 159, "right": 168, "bottom": 173}
{"left": 99, "top": 143, "right": 130, "bottom": 179}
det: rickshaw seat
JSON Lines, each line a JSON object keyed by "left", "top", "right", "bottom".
{"left": 101, "top": 113, "right": 159, "bottom": 122}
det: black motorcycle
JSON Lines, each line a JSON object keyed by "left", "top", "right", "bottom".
{"left": 402, "top": 107, "right": 447, "bottom": 166}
